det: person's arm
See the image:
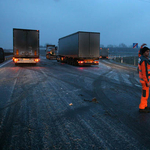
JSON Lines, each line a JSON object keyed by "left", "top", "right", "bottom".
{"left": 141, "top": 61, "right": 149, "bottom": 84}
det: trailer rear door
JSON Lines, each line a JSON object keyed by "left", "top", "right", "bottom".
{"left": 79, "top": 32, "right": 100, "bottom": 58}
{"left": 79, "top": 32, "right": 90, "bottom": 57}
{"left": 13, "top": 29, "right": 39, "bottom": 58}
{"left": 90, "top": 33, "right": 100, "bottom": 57}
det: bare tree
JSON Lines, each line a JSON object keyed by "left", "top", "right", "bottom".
{"left": 107, "top": 44, "right": 114, "bottom": 48}
{"left": 128, "top": 45, "right": 133, "bottom": 48}
{"left": 119, "top": 43, "right": 127, "bottom": 48}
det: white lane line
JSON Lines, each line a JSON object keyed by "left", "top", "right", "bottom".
{"left": 135, "top": 84, "right": 141, "bottom": 87}
{"left": 101, "top": 60, "right": 112, "bottom": 64}
{"left": 0, "top": 59, "right": 12, "bottom": 68}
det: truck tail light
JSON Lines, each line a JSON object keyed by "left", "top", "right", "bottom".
{"left": 34, "top": 50, "right": 37, "bottom": 56}
{"left": 61, "top": 57, "right": 64, "bottom": 61}
{"left": 14, "top": 58, "right": 19, "bottom": 63}
{"left": 16, "top": 49, "right": 19, "bottom": 55}
{"left": 94, "top": 61, "right": 99, "bottom": 64}
{"left": 34, "top": 59, "right": 40, "bottom": 62}
{"left": 78, "top": 61, "right": 84, "bottom": 64}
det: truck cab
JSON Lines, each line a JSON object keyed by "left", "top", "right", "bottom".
{"left": 46, "top": 45, "right": 57, "bottom": 59}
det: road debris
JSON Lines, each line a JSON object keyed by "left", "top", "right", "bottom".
{"left": 69, "top": 103, "right": 73, "bottom": 106}
{"left": 84, "top": 97, "right": 98, "bottom": 103}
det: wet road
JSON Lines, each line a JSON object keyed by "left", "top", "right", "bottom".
{"left": 0, "top": 57, "right": 150, "bottom": 150}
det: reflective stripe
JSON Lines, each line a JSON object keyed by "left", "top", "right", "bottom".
{"left": 148, "top": 69, "right": 150, "bottom": 71}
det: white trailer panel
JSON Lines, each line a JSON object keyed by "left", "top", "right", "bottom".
{"left": 58, "top": 31, "right": 100, "bottom": 58}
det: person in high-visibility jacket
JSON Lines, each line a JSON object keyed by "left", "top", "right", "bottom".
{"left": 138, "top": 46, "right": 150, "bottom": 113}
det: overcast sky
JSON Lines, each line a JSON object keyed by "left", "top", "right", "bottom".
{"left": 0, "top": 0, "right": 150, "bottom": 49}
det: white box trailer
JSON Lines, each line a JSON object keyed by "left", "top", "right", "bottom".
{"left": 13, "top": 28, "right": 40, "bottom": 65}
{"left": 57, "top": 31, "right": 100, "bottom": 65}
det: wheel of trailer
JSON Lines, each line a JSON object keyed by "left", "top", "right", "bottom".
{"left": 73, "top": 60, "right": 77, "bottom": 66}
{"left": 48, "top": 54, "right": 51, "bottom": 59}
{"left": 72, "top": 61, "right": 75, "bottom": 66}
{"left": 70, "top": 59, "right": 73, "bottom": 65}
{"left": 69, "top": 59, "right": 72, "bottom": 65}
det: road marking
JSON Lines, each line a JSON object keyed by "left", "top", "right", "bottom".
{"left": 101, "top": 60, "right": 112, "bottom": 64}
{"left": 135, "top": 84, "right": 141, "bottom": 87}
{"left": 39, "top": 68, "right": 48, "bottom": 77}
{"left": 0, "top": 59, "right": 12, "bottom": 68}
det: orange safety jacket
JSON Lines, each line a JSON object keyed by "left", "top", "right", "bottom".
{"left": 138, "top": 55, "right": 150, "bottom": 84}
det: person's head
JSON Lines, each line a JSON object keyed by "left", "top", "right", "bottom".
{"left": 142, "top": 47, "right": 149, "bottom": 57}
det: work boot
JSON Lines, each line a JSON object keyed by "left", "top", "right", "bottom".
{"left": 145, "top": 107, "right": 150, "bottom": 110}
{"left": 139, "top": 108, "right": 150, "bottom": 113}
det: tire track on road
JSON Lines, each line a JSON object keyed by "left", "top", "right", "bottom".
{"left": 0, "top": 68, "right": 47, "bottom": 149}
{"left": 93, "top": 74, "right": 150, "bottom": 149}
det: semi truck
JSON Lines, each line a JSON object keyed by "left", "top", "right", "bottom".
{"left": 57, "top": 31, "right": 100, "bottom": 66}
{"left": 99, "top": 48, "right": 109, "bottom": 59}
{"left": 13, "top": 28, "right": 40, "bottom": 65}
{"left": 46, "top": 44, "right": 57, "bottom": 60}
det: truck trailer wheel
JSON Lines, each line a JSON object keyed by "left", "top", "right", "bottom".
{"left": 73, "top": 59, "right": 77, "bottom": 66}
{"left": 49, "top": 54, "right": 51, "bottom": 59}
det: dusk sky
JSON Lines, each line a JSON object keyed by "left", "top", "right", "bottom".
{"left": 0, "top": 0, "right": 150, "bottom": 49}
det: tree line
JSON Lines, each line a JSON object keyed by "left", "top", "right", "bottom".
{"left": 101, "top": 43, "right": 133, "bottom": 48}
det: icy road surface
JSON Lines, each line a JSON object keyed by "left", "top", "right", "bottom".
{"left": 0, "top": 57, "right": 150, "bottom": 150}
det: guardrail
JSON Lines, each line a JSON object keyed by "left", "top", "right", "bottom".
{"left": 5, "top": 55, "right": 13, "bottom": 61}
{"left": 111, "top": 56, "right": 138, "bottom": 66}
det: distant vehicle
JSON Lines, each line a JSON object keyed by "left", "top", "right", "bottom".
{"left": 0, "top": 47, "right": 5, "bottom": 63}
{"left": 57, "top": 31, "right": 100, "bottom": 66}
{"left": 13, "top": 28, "right": 40, "bottom": 65}
{"left": 99, "top": 48, "right": 109, "bottom": 59}
{"left": 46, "top": 45, "right": 57, "bottom": 59}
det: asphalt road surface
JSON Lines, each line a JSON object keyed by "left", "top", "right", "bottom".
{"left": 0, "top": 56, "right": 150, "bottom": 150}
